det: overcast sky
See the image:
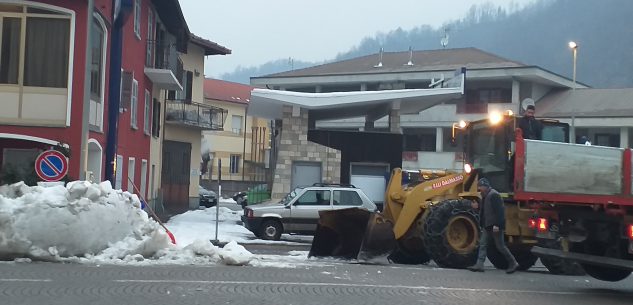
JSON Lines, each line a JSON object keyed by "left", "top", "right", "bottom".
{"left": 180, "top": 0, "right": 537, "bottom": 78}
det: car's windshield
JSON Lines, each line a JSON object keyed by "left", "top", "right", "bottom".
{"left": 279, "top": 187, "right": 303, "bottom": 205}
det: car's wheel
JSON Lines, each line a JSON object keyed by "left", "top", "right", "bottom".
{"left": 259, "top": 219, "right": 283, "bottom": 240}
{"left": 487, "top": 245, "right": 537, "bottom": 271}
{"left": 423, "top": 199, "right": 480, "bottom": 269}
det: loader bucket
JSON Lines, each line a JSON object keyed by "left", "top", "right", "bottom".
{"left": 308, "top": 208, "right": 396, "bottom": 261}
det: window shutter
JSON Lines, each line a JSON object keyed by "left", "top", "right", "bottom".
{"left": 186, "top": 71, "right": 193, "bottom": 102}
{"left": 120, "top": 71, "right": 133, "bottom": 109}
{"left": 152, "top": 98, "right": 161, "bottom": 137}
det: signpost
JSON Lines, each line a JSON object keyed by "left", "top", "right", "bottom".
{"left": 35, "top": 150, "right": 69, "bottom": 182}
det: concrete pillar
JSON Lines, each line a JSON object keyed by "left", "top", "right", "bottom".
{"left": 436, "top": 127, "right": 444, "bottom": 152}
{"left": 364, "top": 120, "right": 375, "bottom": 131}
{"left": 315, "top": 85, "right": 322, "bottom": 93}
{"left": 389, "top": 100, "right": 402, "bottom": 134}
{"left": 621, "top": 127, "right": 629, "bottom": 148}
{"left": 512, "top": 79, "right": 520, "bottom": 107}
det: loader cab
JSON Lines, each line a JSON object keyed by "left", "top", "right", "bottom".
{"left": 463, "top": 115, "right": 569, "bottom": 193}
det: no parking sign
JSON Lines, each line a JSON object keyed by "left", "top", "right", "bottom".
{"left": 34, "top": 150, "right": 69, "bottom": 182}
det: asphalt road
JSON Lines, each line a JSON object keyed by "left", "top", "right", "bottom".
{"left": 2, "top": 251, "right": 633, "bottom": 305}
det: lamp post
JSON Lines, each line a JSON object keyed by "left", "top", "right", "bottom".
{"left": 569, "top": 41, "right": 578, "bottom": 143}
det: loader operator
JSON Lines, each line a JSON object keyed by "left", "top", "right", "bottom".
{"left": 518, "top": 105, "right": 543, "bottom": 140}
{"left": 467, "top": 178, "right": 519, "bottom": 274}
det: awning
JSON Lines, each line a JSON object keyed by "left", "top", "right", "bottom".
{"left": 144, "top": 68, "right": 183, "bottom": 91}
{"left": 248, "top": 76, "right": 464, "bottom": 121}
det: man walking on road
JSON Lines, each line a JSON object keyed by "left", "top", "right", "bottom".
{"left": 467, "top": 178, "right": 519, "bottom": 274}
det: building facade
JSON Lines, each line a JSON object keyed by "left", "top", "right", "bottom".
{"left": 0, "top": 0, "right": 113, "bottom": 185}
{"left": 201, "top": 79, "right": 270, "bottom": 195}
{"left": 0, "top": 1, "right": 230, "bottom": 216}
{"left": 251, "top": 48, "right": 584, "bottom": 172}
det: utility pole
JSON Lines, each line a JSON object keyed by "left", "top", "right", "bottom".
{"left": 79, "top": 0, "right": 94, "bottom": 181}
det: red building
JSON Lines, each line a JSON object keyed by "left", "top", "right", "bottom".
{"left": 0, "top": 0, "right": 229, "bottom": 201}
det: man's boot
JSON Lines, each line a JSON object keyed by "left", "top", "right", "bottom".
{"left": 506, "top": 261, "right": 519, "bottom": 274}
{"left": 467, "top": 262, "right": 484, "bottom": 272}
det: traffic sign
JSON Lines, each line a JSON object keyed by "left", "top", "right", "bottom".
{"left": 35, "top": 150, "right": 69, "bottom": 182}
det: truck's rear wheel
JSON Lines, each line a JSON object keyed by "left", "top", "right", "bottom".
{"left": 487, "top": 245, "right": 537, "bottom": 271}
{"left": 581, "top": 265, "right": 631, "bottom": 282}
{"left": 423, "top": 199, "right": 480, "bottom": 269}
{"left": 538, "top": 238, "right": 585, "bottom": 275}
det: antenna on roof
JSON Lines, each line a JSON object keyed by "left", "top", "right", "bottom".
{"left": 441, "top": 28, "right": 450, "bottom": 49}
{"left": 405, "top": 46, "right": 414, "bottom": 66}
{"left": 288, "top": 57, "right": 295, "bottom": 70}
{"left": 374, "top": 47, "right": 384, "bottom": 68}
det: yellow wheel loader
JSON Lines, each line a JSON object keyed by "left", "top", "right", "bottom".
{"left": 309, "top": 114, "right": 577, "bottom": 272}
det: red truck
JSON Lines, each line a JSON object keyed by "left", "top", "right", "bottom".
{"left": 513, "top": 130, "right": 633, "bottom": 281}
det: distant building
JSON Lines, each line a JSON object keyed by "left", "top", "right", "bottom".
{"left": 201, "top": 79, "right": 271, "bottom": 195}
{"left": 251, "top": 47, "right": 585, "bottom": 171}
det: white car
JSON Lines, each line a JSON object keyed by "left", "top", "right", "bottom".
{"left": 241, "top": 184, "right": 377, "bottom": 240}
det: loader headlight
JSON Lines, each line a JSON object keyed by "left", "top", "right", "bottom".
{"left": 464, "top": 163, "right": 473, "bottom": 174}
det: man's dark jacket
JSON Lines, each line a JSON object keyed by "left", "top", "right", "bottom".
{"left": 518, "top": 116, "right": 543, "bottom": 140}
{"left": 480, "top": 188, "right": 505, "bottom": 229}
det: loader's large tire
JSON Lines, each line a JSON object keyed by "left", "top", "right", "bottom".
{"left": 537, "top": 238, "right": 585, "bottom": 275}
{"left": 389, "top": 241, "right": 431, "bottom": 265}
{"left": 487, "top": 245, "right": 537, "bottom": 271}
{"left": 423, "top": 199, "right": 480, "bottom": 269}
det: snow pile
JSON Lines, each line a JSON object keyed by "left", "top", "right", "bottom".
{"left": 0, "top": 181, "right": 173, "bottom": 261}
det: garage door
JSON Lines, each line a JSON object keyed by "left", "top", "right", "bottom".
{"left": 291, "top": 161, "right": 322, "bottom": 189}
{"left": 350, "top": 164, "right": 389, "bottom": 209}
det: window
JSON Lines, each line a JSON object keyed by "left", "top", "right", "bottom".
{"left": 144, "top": 90, "right": 151, "bottom": 134}
{"left": 133, "top": 0, "right": 141, "bottom": 39}
{"left": 0, "top": 5, "right": 71, "bottom": 89}
{"left": 295, "top": 190, "right": 331, "bottom": 206}
{"left": 333, "top": 190, "right": 363, "bottom": 206}
{"left": 89, "top": 16, "right": 106, "bottom": 130}
{"left": 146, "top": 9, "right": 153, "bottom": 66}
{"left": 403, "top": 128, "right": 436, "bottom": 152}
{"left": 172, "top": 71, "right": 193, "bottom": 101}
{"left": 230, "top": 154, "right": 241, "bottom": 174}
{"left": 131, "top": 78, "right": 138, "bottom": 129}
{"left": 232, "top": 115, "right": 243, "bottom": 135}
{"left": 0, "top": 18, "right": 20, "bottom": 84}
{"left": 24, "top": 18, "right": 70, "bottom": 88}
{"left": 115, "top": 155, "right": 123, "bottom": 190}
{"left": 140, "top": 159, "right": 148, "bottom": 199}
{"left": 127, "top": 158, "right": 136, "bottom": 193}
{"left": 151, "top": 99, "right": 161, "bottom": 137}
{"left": 90, "top": 18, "right": 104, "bottom": 101}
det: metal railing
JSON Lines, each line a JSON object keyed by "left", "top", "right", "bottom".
{"left": 165, "top": 99, "right": 227, "bottom": 130}
{"left": 146, "top": 40, "right": 183, "bottom": 81}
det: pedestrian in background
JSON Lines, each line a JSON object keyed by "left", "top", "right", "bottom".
{"left": 467, "top": 178, "right": 519, "bottom": 274}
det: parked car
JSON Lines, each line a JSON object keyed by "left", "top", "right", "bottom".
{"left": 241, "top": 183, "right": 377, "bottom": 240}
{"left": 198, "top": 185, "right": 218, "bottom": 208}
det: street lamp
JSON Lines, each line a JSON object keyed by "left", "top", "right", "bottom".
{"left": 568, "top": 41, "right": 578, "bottom": 143}
{"left": 569, "top": 41, "right": 578, "bottom": 90}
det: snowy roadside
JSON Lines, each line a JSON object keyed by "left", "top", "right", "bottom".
{"left": 0, "top": 181, "right": 332, "bottom": 268}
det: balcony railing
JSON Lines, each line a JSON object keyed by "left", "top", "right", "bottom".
{"left": 165, "top": 99, "right": 227, "bottom": 130}
{"left": 146, "top": 40, "right": 183, "bottom": 82}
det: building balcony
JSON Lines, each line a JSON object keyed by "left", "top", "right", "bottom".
{"left": 165, "top": 99, "right": 227, "bottom": 130}
{"left": 144, "top": 40, "right": 183, "bottom": 91}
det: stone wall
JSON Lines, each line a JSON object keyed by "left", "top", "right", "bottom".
{"left": 271, "top": 106, "right": 341, "bottom": 199}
